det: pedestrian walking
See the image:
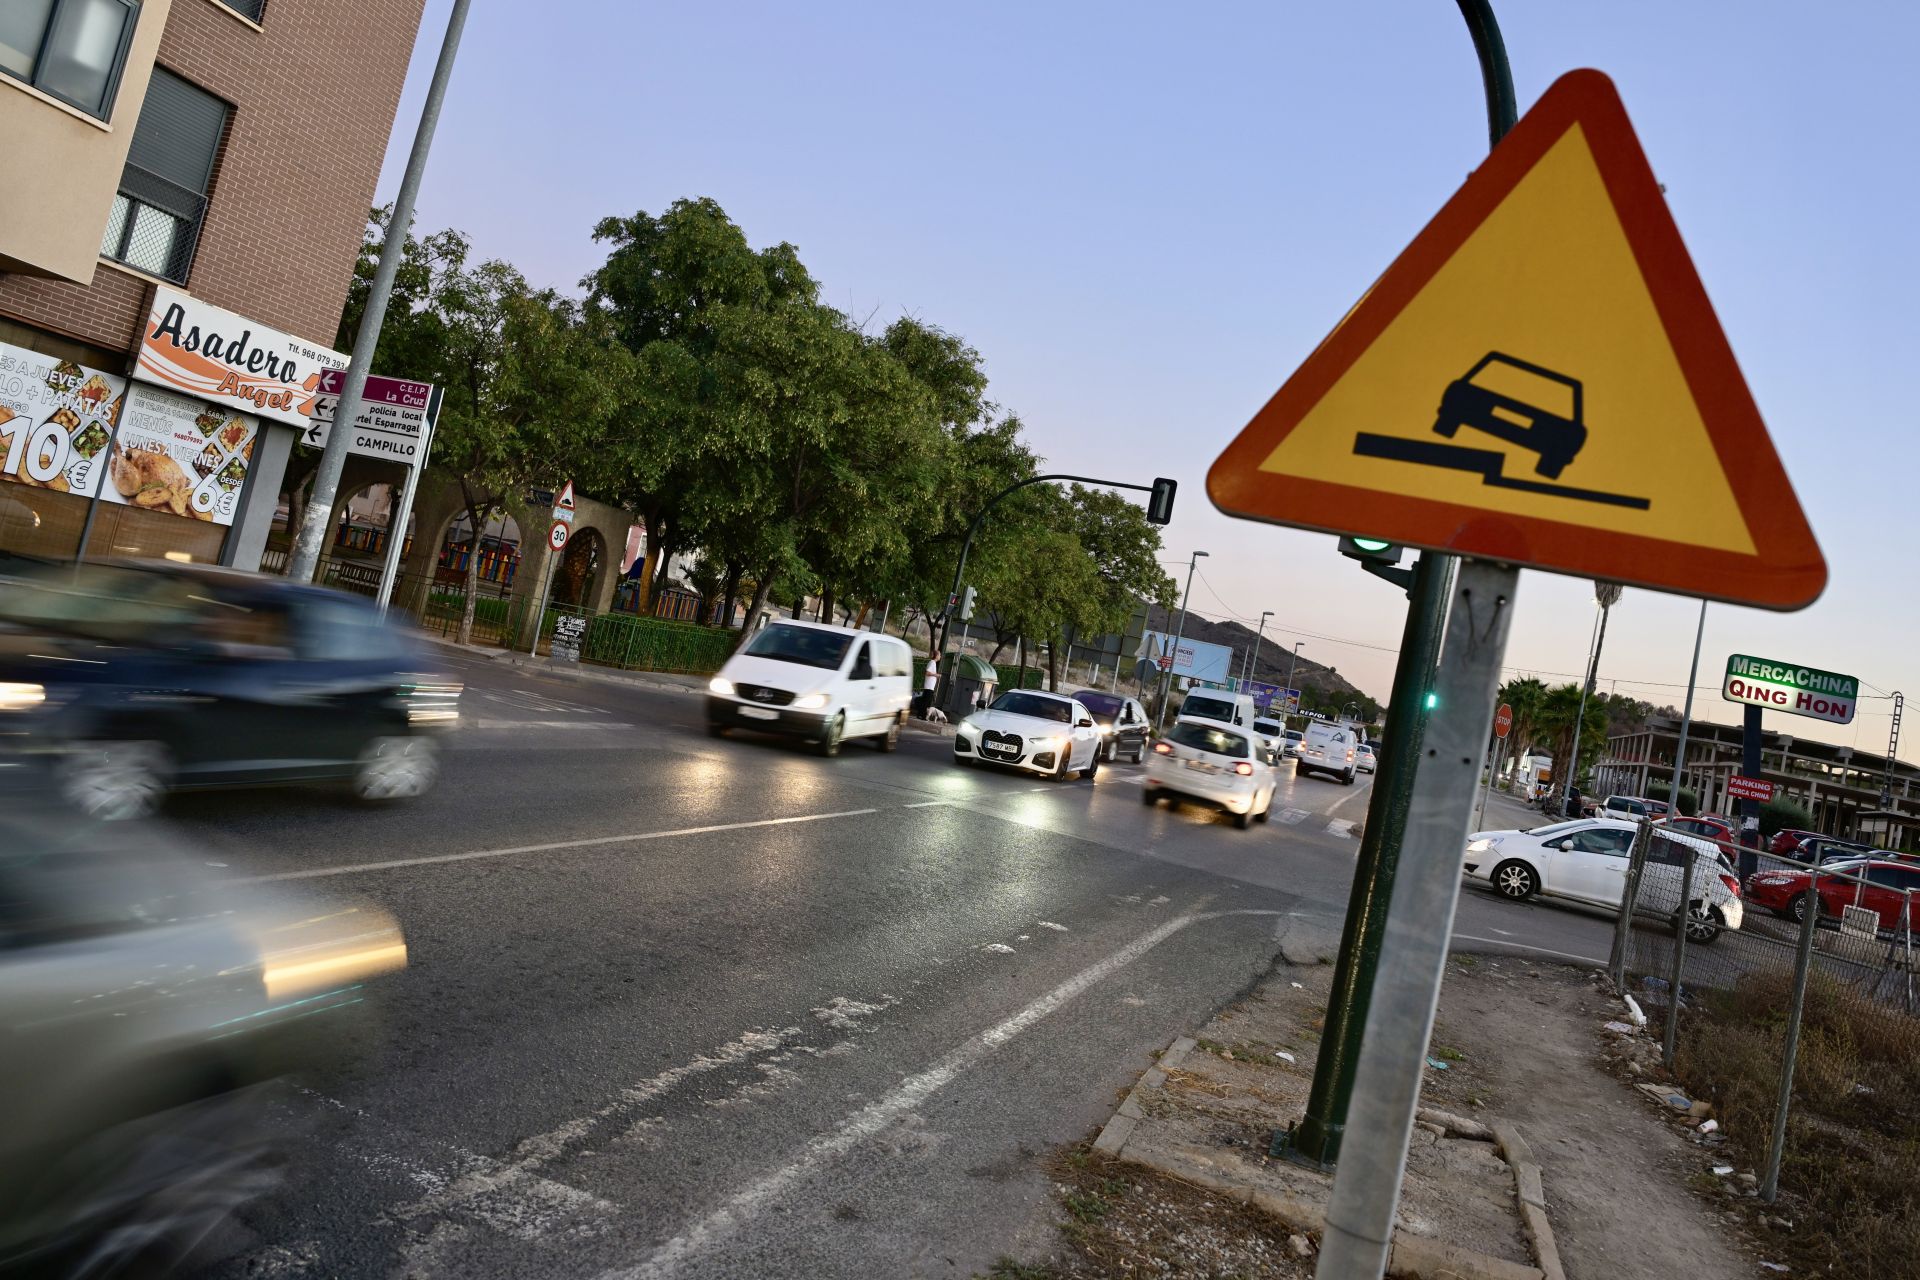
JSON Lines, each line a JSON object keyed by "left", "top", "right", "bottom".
{"left": 918, "top": 655, "right": 940, "bottom": 718}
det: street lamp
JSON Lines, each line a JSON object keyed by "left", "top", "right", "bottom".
{"left": 1243, "top": 609, "right": 1274, "bottom": 688}
{"left": 1155, "top": 550, "right": 1208, "bottom": 733}
{"left": 1284, "top": 640, "right": 1306, "bottom": 721}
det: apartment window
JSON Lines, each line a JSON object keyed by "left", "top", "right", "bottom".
{"left": 0, "top": 0, "right": 140, "bottom": 119}
{"left": 219, "top": 0, "right": 266, "bottom": 21}
{"left": 99, "top": 67, "right": 226, "bottom": 284}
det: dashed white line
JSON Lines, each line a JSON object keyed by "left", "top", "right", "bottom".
{"left": 227, "top": 809, "right": 883, "bottom": 883}
{"left": 597, "top": 908, "right": 1285, "bottom": 1279}
{"left": 1326, "top": 820, "right": 1357, "bottom": 838}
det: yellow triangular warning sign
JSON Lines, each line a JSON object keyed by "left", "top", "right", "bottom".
{"left": 1208, "top": 69, "right": 1824, "bottom": 610}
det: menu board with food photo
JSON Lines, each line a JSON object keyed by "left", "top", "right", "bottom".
{"left": 106, "top": 383, "right": 261, "bottom": 526}
{"left": 0, "top": 341, "right": 128, "bottom": 500}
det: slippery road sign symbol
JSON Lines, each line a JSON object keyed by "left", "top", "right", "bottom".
{"left": 1352, "top": 351, "right": 1651, "bottom": 511}
{"left": 1206, "top": 69, "right": 1825, "bottom": 610}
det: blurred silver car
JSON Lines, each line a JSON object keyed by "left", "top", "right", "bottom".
{"left": 0, "top": 790, "right": 406, "bottom": 1272}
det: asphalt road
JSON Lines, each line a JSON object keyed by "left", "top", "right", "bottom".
{"left": 165, "top": 650, "right": 1618, "bottom": 1279}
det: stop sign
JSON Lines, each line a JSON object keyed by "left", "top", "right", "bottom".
{"left": 1493, "top": 703, "right": 1513, "bottom": 738}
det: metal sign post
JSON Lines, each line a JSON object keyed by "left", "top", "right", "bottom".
{"left": 375, "top": 385, "right": 443, "bottom": 614}
{"left": 1316, "top": 559, "right": 1518, "bottom": 1278}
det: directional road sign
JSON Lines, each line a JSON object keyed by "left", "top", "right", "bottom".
{"left": 1206, "top": 70, "right": 1824, "bottom": 611}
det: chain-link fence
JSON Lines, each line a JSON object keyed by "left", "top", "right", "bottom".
{"left": 1609, "top": 821, "right": 1920, "bottom": 1264}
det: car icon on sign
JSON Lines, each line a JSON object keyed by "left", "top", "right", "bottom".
{"left": 1432, "top": 352, "right": 1586, "bottom": 479}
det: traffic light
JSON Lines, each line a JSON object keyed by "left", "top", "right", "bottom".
{"left": 1146, "top": 477, "right": 1177, "bottom": 526}
{"left": 958, "top": 585, "right": 978, "bottom": 622}
{"left": 1339, "top": 535, "right": 1413, "bottom": 593}
{"left": 1423, "top": 691, "right": 1439, "bottom": 710}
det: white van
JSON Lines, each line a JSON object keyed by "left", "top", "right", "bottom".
{"left": 707, "top": 621, "right": 914, "bottom": 756}
{"left": 1177, "top": 688, "right": 1257, "bottom": 733}
{"left": 1296, "top": 719, "right": 1360, "bottom": 784}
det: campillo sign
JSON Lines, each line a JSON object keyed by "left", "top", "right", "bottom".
{"left": 1721, "top": 654, "right": 1858, "bottom": 725}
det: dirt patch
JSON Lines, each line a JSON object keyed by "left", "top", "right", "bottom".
{"left": 1436, "top": 958, "right": 1755, "bottom": 1280}
{"left": 1660, "top": 967, "right": 1920, "bottom": 1280}
{"left": 978, "top": 1143, "right": 1313, "bottom": 1280}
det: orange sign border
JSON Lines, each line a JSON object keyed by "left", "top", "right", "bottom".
{"left": 1207, "top": 69, "right": 1825, "bottom": 611}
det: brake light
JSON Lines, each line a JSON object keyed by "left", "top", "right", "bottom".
{"left": 1720, "top": 874, "right": 1742, "bottom": 898}
{"left": 1233, "top": 761, "right": 1254, "bottom": 776}
{"left": 1153, "top": 741, "right": 1173, "bottom": 755}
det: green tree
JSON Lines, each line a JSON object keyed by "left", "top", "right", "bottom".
{"left": 1531, "top": 682, "right": 1609, "bottom": 792}
{"left": 1497, "top": 676, "right": 1550, "bottom": 765}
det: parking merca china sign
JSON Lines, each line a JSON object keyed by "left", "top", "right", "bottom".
{"left": 1722, "top": 654, "right": 1858, "bottom": 725}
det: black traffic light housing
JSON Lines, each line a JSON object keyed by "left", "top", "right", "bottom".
{"left": 1339, "top": 535, "right": 1414, "bottom": 594}
{"left": 1146, "top": 478, "right": 1177, "bottom": 526}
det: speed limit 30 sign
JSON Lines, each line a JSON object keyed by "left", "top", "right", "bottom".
{"left": 547, "top": 520, "right": 570, "bottom": 552}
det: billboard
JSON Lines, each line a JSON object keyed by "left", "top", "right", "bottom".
{"left": 137, "top": 286, "right": 346, "bottom": 427}
{"left": 1138, "top": 630, "right": 1233, "bottom": 684}
{"left": 1245, "top": 681, "right": 1300, "bottom": 715}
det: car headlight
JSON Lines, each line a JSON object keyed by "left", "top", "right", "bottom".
{"left": 1466, "top": 838, "right": 1493, "bottom": 854}
{"left": 793, "top": 693, "right": 829, "bottom": 710}
{"left": 1098, "top": 724, "right": 1113, "bottom": 735}
{"left": 709, "top": 677, "right": 735, "bottom": 696}
{"left": 1031, "top": 736, "right": 1065, "bottom": 753}
{"left": 0, "top": 682, "right": 45, "bottom": 712}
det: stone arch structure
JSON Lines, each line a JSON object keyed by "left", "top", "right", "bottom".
{"left": 505, "top": 491, "right": 631, "bottom": 649}
{"left": 552, "top": 525, "right": 607, "bottom": 608}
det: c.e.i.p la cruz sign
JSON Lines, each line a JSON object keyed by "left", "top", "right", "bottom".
{"left": 1722, "top": 654, "right": 1858, "bottom": 725}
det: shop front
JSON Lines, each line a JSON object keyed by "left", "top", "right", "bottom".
{"left": 0, "top": 286, "right": 345, "bottom": 569}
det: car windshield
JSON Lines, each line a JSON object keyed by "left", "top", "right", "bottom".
{"left": 1075, "top": 692, "right": 1124, "bottom": 720}
{"left": 741, "top": 623, "right": 853, "bottom": 670}
{"left": 0, "top": 563, "right": 226, "bottom": 647}
{"left": 989, "top": 692, "right": 1072, "bottom": 723}
{"left": 1166, "top": 722, "right": 1249, "bottom": 758}
{"left": 1181, "top": 695, "right": 1235, "bottom": 722}
{"left": 1520, "top": 820, "right": 1592, "bottom": 838}
{"left": 1284, "top": 731, "right": 1303, "bottom": 743}
{"left": 1253, "top": 719, "right": 1281, "bottom": 737}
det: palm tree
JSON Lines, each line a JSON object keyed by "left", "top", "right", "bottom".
{"left": 1497, "top": 676, "right": 1549, "bottom": 770}
{"left": 1564, "top": 582, "right": 1624, "bottom": 804}
{"left": 1534, "top": 682, "right": 1609, "bottom": 797}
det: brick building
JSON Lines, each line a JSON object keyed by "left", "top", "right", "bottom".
{"left": 0, "top": 0, "right": 426, "bottom": 568}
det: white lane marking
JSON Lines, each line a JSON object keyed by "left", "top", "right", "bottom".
{"left": 1487, "top": 927, "right": 1516, "bottom": 937}
{"left": 902, "top": 800, "right": 951, "bottom": 808}
{"left": 468, "top": 719, "right": 637, "bottom": 730}
{"left": 596, "top": 908, "right": 1283, "bottom": 1280}
{"left": 227, "top": 809, "right": 882, "bottom": 883}
{"left": 811, "top": 996, "right": 898, "bottom": 1030}
{"left": 1037, "top": 921, "right": 1069, "bottom": 932}
{"left": 1028, "top": 786, "right": 1053, "bottom": 793}
{"left": 1450, "top": 933, "right": 1608, "bottom": 967}
{"left": 1277, "top": 808, "right": 1310, "bottom": 825}
{"left": 1328, "top": 781, "right": 1373, "bottom": 817}
{"left": 1326, "top": 820, "right": 1356, "bottom": 838}
{"left": 978, "top": 942, "right": 1015, "bottom": 954}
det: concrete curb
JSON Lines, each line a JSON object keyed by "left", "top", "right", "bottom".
{"left": 1090, "top": 1037, "right": 1556, "bottom": 1280}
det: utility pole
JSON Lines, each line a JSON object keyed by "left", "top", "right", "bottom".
{"left": 1284, "top": 640, "right": 1307, "bottom": 721}
{"left": 1155, "top": 551, "right": 1208, "bottom": 733}
{"left": 1245, "top": 609, "right": 1274, "bottom": 689}
{"left": 286, "top": 0, "right": 472, "bottom": 583}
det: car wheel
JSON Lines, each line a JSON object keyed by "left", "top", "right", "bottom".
{"left": 1142, "top": 787, "right": 1158, "bottom": 806}
{"left": 1080, "top": 747, "right": 1100, "bottom": 781}
{"left": 354, "top": 736, "right": 439, "bottom": 801}
{"left": 1052, "top": 747, "right": 1073, "bottom": 782}
{"left": 1132, "top": 743, "right": 1145, "bottom": 764}
{"left": 876, "top": 714, "right": 901, "bottom": 752}
{"left": 1787, "top": 892, "right": 1810, "bottom": 924}
{"left": 1234, "top": 808, "right": 1252, "bottom": 830}
{"left": 816, "top": 712, "right": 846, "bottom": 757}
{"left": 1685, "top": 904, "right": 1723, "bottom": 945}
{"left": 1490, "top": 859, "right": 1538, "bottom": 901}
{"left": 60, "top": 740, "right": 170, "bottom": 821}
{"left": 1343, "top": 770, "right": 1356, "bottom": 785}
{"left": 1255, "top": 791, "right": 1272, "bottom": 823}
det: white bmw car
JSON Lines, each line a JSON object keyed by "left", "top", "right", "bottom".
{"left": 954, "top": 690, "right": 1103, "bottom": 780}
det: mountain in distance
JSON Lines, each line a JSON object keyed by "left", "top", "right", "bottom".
{"left": 1140, "top": 605, "right": 1381, "bottom": 718}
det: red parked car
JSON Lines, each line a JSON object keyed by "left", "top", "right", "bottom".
{"left": 1769, "top": 828, "right": 1821, "bottom": 857}
{"left": 1744, "top": 859, "right": 1920, "bottom": 929}
{"left": 1662, "top": 815, "right": 1736, "bottom": 842}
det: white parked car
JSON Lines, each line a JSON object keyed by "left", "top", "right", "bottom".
{"left": 954, "top": 690, "right": 1103, "bottom": 780}
{"left": 1143, "top": 721, "right": 1277, "bottom": 829}
{"left": 707, "top": 621, "right": 913, "bottom": 756}
{"left": 1295, "top": 720, "right": 1359, "bottom": 784}
{"left": 1463, "top": 818, "right": 1744, "bottom": 943}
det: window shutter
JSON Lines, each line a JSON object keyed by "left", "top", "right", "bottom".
{"left": 126, "top": 66, "right": 227, "bottom": 196}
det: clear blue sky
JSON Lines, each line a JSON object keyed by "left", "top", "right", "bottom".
{"left": 377, "top": 0, "right": 1918, "bottom": 758}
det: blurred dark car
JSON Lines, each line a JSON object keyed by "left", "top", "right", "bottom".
{"left": 1072, "top": 690, "right": 1150, "bottom": 763}
{"left": 0, "top": 791, "right": 406, "bottom": 1273}
{"left": 0, "top": 560, "right": 460, "bottom": 819}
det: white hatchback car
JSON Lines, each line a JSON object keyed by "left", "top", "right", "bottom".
{"left": 1143, "top": 721, "right": 1276, "bottom": 829}
{"left": 954, "top": 690, "right": 1103, "bottom": 780}
{"left": 1463, "top": 818, "right": 1744, "bottom": 943}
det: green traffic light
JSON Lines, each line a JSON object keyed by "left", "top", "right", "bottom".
{"left": 1352, "top": 538, "right": 1393, "bottom": 553}
{"left": 1423, "top": 692, "right": 1439, "bottom": 710}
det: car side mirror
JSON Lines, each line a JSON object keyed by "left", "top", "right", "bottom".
{"left": 1078, "top": 718, "right": 1094, "bottom": 728}
{"left": 1559, "top": 839, "right": 1576, "bottom": 852}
